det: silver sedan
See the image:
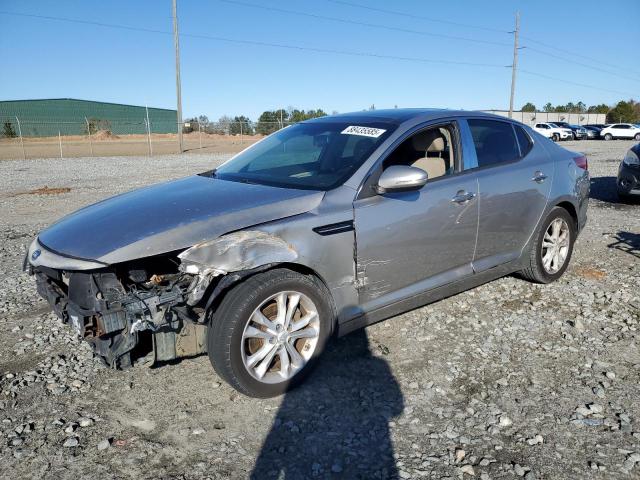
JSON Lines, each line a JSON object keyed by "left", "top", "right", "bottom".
{"left": 25, "top": 109, "right": 590, "bottom": 397}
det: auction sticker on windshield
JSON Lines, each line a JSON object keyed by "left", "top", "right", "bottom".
{"left": 341, "top": 125, "right": 386, "bottom": 138}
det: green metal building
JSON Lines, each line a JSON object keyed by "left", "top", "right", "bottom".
{"left": 0, "top": 98, "right": 177, "bottom": 137}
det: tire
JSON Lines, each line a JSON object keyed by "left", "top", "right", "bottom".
{"left": 604, "top": 133, "right": 613, "bottom": 141}
{"left": 634, "top": 133, "right": 640, "bottom": 141}
{"left": 552, "top": 133, "right": 560, "bottom": 142}
{"left": 207, "top": 268, "right": 334, "bottom": 398}
{"left": 617, "top": 191, "right": 630, "bottom": 203}
{"left": 618, "top": 191, "right": 639, "bottom": 204}
{"left": 519, "top": 207, "right": 576, "bottom": 284}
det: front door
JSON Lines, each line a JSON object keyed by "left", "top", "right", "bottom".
{"left": 353, "top": 122, "right": 479, "bottom": 311}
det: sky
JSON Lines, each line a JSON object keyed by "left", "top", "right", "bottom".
{"left": 1, "top": 0, "right": 638, "bottom": 120}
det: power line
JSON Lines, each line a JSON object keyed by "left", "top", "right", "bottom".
{"left": 0, "top": 11, "right": 507, "bottom": 68}
{"left": 523, "top": 46, "right": 640, "bottom": 84}
{"left": 1, "top": 10, "right": 636, "bottom": 99}
{"left": 322, "top": 0, "right": 640, "bottom": 84}
{"left": 217, "top": 0, "right": 512, "bottom": 47}
{"left": 324, "top": 0, "right": 510, "bottom": 34}
{"left": 519, "top": 69, "right": 636, "bottom": 97}
{"left": 520, "top": 35, "right": 640, "bottom": 78}
{"left": 0, "top": 11, "right": 169, "bottom": 35}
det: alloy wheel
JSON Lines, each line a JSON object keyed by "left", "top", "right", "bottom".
{"left": 541, "top": 218, "right": 570, "bottom": 274}
{"left": 240, "top": 291, "right": 320, "bottom": 384}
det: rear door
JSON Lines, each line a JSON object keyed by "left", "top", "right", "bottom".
{"left": 463, "top": 118, "right": 554, "bottom": 272}
{"left": 617, "top": 125, "right": 633, "bottom": 138}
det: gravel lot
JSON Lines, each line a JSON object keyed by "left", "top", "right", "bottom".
{"left": 0, "top": 140, "right": 639, "bottom": 480}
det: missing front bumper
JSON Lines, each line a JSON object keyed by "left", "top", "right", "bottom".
{"left": 32, "top": 268, "right": 207, "bottom": 368}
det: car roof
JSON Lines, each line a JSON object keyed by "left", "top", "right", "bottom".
{"left": 305, "top": 108, "right": 508, "bottom": 126}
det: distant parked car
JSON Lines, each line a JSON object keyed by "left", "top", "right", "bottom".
{"left": 583, "top": 126, "right": 601, "bottom": 139}
{"left": 547, "top": 123, "right": 574, "bottom": 139}
{"left": 600, "top": 123, "right": 640, "bottom": 141}
{"left": 533, "top": 122, "right": 571, "bottom": 141}
{"left": 617, "top": 143, "right": 640, "bottom": 201}
{"left": 584, "top": 124, "right": 609, "bottom": 129}
{"left": 568, "top": 125, "right": 587, "bottom": 140}
{"left": 549, "top": 121, "right": 586, "bottom": 140}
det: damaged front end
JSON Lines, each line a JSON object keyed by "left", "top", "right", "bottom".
{"left": 25, "top": 230, "right": 298, "bottom": 369}
{"left": 27, "top": 247, "right": 215, "bottom": 368}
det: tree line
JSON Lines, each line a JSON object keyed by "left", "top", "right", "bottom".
{"left": 183, "top": 99, "right": 640, "bottom": 138}
{"left": 183, "top": 107, "right": 328, "bottom": 136}
{"left": 520, "top": 99, "right": 639, "bottom": 123}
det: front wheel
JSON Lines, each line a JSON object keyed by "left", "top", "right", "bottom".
{"left": 604, "top": 133, "right": 613, "bottom": 140}
{"left": 518, "top": 207, "right": 576, "bottom": 284}
{"left": 552, "top": 133, "right": 560, "bottom": 142}
{"left": 634, "top": 133, "right": 640, "bottom": 141}
{"left": 207, "top": 268, "right": 333, "bottom": 397}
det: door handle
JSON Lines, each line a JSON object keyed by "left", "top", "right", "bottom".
{"left": 532, "top": 171, "right": 547, "bottom": 183}
{"left": 451, "top": 191, "right": 476, "bottom": 204}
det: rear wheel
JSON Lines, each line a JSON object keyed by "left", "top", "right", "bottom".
{"left": 634, "top": 133, "right": 640, "bottom": 141}
{"left": 519, "top": 207, "right": 576, "bottom": 284}
{"left": 207, "top": 268, "right": 333, "bottom": 397}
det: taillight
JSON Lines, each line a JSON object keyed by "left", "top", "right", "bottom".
{"left": 573, "top": 155, "right": 588, "bottom": 170}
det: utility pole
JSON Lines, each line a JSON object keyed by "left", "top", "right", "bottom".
{"left": 172, "top": 0, "right": 183, "bottom": 153}
{"left": 145, "top": 105, "right": 153, "bottom": 156}
{"left": 508, "top": 11, "right": 520, "bottom": 119}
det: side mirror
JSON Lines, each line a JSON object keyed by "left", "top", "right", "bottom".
{"left": 375, "top": 165, "right": 428, "bottom": 194}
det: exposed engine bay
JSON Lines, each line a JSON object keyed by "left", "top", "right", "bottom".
{"left": 25, "top": 230, "right": 300, "bottom": 368}
{"left": 29, "top": 255, "right": 210, "bottom": 368}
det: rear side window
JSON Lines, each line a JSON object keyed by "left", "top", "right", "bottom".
{"left": 514, "top": 125, "right": 533, "bottom": 157}
{"left": 468, "top": 119, "right": 520, "bottom": 168}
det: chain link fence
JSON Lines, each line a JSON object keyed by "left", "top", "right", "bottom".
{"left": 0, "top": 117, "right": 298, "bottom": 160}
{"left": 1, "top": 110, "right": 610, "bottom": 160}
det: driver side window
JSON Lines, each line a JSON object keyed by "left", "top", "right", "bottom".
{"left": 383, "top": 124, "right": 457, "bottom": 181}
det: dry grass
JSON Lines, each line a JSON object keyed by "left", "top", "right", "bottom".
{"left": 574, "top": 266, "right": 607, "bottom": 280}
{"left": 0, "top": 132, "right": 262, "bottom": 160}
{"left": 10, "top": 186, "right": 72, "bottom": 196}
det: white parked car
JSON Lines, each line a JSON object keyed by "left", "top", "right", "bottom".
{"left": 533, "top": 122, "right": 571, "bottom": 142}
{"left": 600, "top": 123, "right": 640, "bottom": 141}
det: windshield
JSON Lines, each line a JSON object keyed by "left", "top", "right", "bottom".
{"left": 214, "top": 121, "right": 397, "bottom": 190}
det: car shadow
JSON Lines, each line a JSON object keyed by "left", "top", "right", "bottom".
{"left": 250, "top": 329, "right": 404, "bottom": 479}
{"left": 608, "top": 231, "right": 640, "bottom": 259}
{"left": 589, "top": 176, "right": 619, "bottom": 203}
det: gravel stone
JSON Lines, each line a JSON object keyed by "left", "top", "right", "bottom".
{"left": 63, "top": 437, "right": 79, "bottom": 448}
{"left": 0, "top": 142, "right": 637, "bottom": 479}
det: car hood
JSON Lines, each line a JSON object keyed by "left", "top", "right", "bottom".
{"left": 37, "top": 175, "right": 324, "bottom": 265}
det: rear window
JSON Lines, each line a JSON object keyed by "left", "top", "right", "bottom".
{"left": 468, "top": 119, "right": 520, "bottom": 168}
